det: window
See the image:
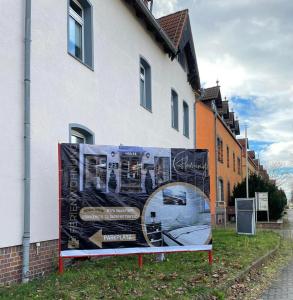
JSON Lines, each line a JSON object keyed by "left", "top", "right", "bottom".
{"left": 227, "top": 146, "right": 230, "bottom": 168}
{"left": 227, "top": 182, "right": 231, "bottom": 205}
{"left": 217, "top": 137, "right": 223, "bottom": 163}
{"left": 237, "top": 157, "right": 241, "bottom": 175}
{"left": 233, "top": 152, "right": 236, "bottom": 172}
{"left": 171, "top": 90, "right": 179, "bottom": 130}
{"left": 217, "top": 178, "right": 224, "bottom": 204}
{"left": 68, "top": 0, "right": 93, "bottom": 68}
{"left": 140, "top": 57, "right": 152, "bottom": 111}
{"left": 71, "top": 129, "right": 86, "bottom": 144}
{"left": 69, "top": 123, "right": 95, "bottom": 144}
{"left": 154, "top": 157, "right": 170, "bottom": 186}
{"left": 183, "top": 101, "right": 189, "bottom": 137}
{"left": 84, "top": 155, "right": 107, "bottom": 191}
{"left": 121, "top": 154, "right": 142, "bottom": 193}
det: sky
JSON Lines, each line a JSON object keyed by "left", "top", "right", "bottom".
{"left": 154, "top": 0, "right": 293, "bottom": 199}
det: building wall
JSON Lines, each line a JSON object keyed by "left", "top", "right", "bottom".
{"left": 195, "top": 101, "right": 242, "bottom": 216}
{"left": 0, "top": 0, "right": 24, "bottom": 249}
{"left": 0, "top": 0, "right": 196, "bottom": 250}
{"left": 216, "top": 116, "right": 243, "bottom": 207}
{"left": 195, "top": 101, "right": 216, "bottom": 216}
{"left": 0, "top": 240, "right": 58, "bottom": 285}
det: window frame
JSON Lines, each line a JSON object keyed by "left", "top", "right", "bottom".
{"left": 217, "top": 178, "right": 224, "bottom": 204}
{"left": 227, "top": 145, "right": 230, "bottom": 168}
{"left": 139, "top": 56, "right": 152, "bottom": 112}
{"left": 67, "top": 0, "right": 94, "bottom": 70}
{"left": 69, "top": 0, "right": 85, "bottom": 61}
{"left": 237, "top": 157, "right": 241, "bottom": 175}
{"left": 217, "top": 137, "right": 223, "bottom": 163}
{"left": 183, "top": 101, "right": 189, "bottom": 138}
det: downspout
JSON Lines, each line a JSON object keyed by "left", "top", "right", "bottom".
{"left": 23, "top": 0, "right": 31, "bottom": 283}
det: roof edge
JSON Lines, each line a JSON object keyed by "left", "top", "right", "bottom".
{"left": 127, "top": 0, "right": 177, "bottom": 56}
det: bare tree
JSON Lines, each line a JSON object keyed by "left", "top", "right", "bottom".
{"left": 265, "top": 161, "right": 292, "bottom": 199}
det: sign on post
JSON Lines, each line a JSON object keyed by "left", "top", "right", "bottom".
{"left": 255, "top": 192, "right": 269, "bottom": 222}
{"left": 235, "top": 198, "right": 256, "bottom": 235}
{"left": 59, "top": 144, "right": 212, "bottom": 258}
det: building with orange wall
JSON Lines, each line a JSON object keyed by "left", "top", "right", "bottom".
{"left": 195, "top": 86, "right": 242, "bottom": 223}
{"left": 237, "top": 139, "right": 258, "bottom": 177}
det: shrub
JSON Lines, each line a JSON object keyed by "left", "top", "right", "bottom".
{"left": 231, "top": 174, "right": 287, "bottom": 220}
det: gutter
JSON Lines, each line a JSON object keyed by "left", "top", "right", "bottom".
{"left": 23, "top": 0, "right": 31, "bottom": 283}
{"left": 133, "top": 0, "right": 177, "bottom": 57}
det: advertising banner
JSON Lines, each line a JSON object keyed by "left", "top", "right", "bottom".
{"left": 59, "top": 144, "right": 212, "bottom": 257}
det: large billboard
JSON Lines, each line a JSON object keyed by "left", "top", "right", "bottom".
{"left": 59, "top": 144, "right": 211, "bottom": 257}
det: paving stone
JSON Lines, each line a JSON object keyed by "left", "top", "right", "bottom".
{"left": 260, "top": 209, "right": 293, "bottom": 300}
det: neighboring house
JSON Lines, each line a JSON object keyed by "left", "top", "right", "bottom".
{"left": 259, "top": 164, "right": 270, "bottom": 182}
{"left": 195, "top": 85, "right": 242, "bottom": 223}
{"left": 238, "top": 139, "right": 258, "bottom": 177}
{"left": 0, "top": 0, "right": 201, "bottom": 284}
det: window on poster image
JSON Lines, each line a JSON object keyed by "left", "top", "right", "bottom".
{"left": 68, "top": 0, "right": 93, "bottom": 68}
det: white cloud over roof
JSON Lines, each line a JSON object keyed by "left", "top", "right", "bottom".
{"left": 154, "top": 0, "right": 293, "bottom": 198}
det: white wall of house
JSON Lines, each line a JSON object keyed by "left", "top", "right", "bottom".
{"left": 0, "top": 0, "right": 196, "bottom": 247}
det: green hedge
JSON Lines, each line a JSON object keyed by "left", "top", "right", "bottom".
{"left": 231, "top": 174, "right": 287, "bottom": 220}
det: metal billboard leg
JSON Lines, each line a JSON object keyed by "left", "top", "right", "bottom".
{"left": 208, "top": 250, "right": 213, "bottom": 265}
{"left": 138, "top": 254, "right": 143, "bottom": 269}
{"left": 58, "top": 256, "right": 64, "bottom": 274}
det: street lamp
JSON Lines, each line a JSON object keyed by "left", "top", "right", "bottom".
{"left": 244, "top": 123, "right": 249, "bottom": 198}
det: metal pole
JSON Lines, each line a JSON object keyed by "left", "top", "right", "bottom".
{"left": 245, "top": 125, "right": 249, "bottom": 198}
{"left": 213, "top": 101, "right": 218, "bottom": 225}
{"left": 22, "top": 0, "right": 31, "bottom": 283}
{"left": 257, "top": 153, "right": 260, "bottom": 176}
{"left": 255, "top": 192, "right": 258, "bottom": 224}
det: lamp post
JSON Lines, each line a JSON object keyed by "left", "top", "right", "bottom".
{"left": 245, "top": 124, "right": 249, "bottom": 198}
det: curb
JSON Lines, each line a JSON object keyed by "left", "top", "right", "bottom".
{"left": 218, "top": 236, "right": 281, "bottom": 291}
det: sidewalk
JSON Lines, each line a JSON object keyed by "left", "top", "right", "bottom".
{"left": 260, "top": 209, "right": 293, "bottom": 300}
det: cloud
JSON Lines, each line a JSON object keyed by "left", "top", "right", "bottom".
{"left": 154, "top": 0, "right": 293, "bottom": 198}
{"left": 153, "top": 0, "right": 180, "bottom": 17}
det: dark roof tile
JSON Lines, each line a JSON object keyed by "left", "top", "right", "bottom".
{"left": 201, "top": 86, "right": 220, "bottom": 101}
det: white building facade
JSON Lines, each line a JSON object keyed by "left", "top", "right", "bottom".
{"left": 0, "top": 0, "right": 201, "bottom": 284}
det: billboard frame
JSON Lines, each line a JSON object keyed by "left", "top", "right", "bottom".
{"left": 255, "top": 192, "right": 269, "bottom": 222}
{"left": 57, "top": 144, "right": 213, "bottom": 273}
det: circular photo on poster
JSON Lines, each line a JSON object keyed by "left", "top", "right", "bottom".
{"left": 141, "top": 182, "right": 211, "bottom": 247}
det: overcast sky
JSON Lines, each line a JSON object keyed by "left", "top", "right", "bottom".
{"left": 154, "top": 0, "right": 293, "bottom": 198}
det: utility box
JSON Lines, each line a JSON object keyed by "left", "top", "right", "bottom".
{"left": 235, "top": 198, "right": 256, "bottom": 235}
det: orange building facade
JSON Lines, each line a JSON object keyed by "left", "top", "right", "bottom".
{"left": 195, "top": 88, "right": 242, "bottom": 222}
